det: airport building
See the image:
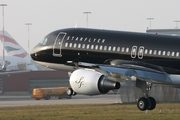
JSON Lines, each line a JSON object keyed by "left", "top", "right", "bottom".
{"left": 146, "top": 28, "right": 180, "bottom": 36}
{"left": 0, "top": 70, "right": 69, "bottom": 95}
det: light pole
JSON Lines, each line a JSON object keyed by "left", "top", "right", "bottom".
{"left": 25, "top": 23, "right": 32, "bottom": 54}
{"left": 83, "top": 12, "right": 91, "bottom": 28}
{"left": 147, "top": 18, "right": 154, "bottom": 29}
{"left": 0, "top": 4, "right": 7, "bottom": 69}
{"left": 174, "top": 20, "right": 180, "bottom": 29}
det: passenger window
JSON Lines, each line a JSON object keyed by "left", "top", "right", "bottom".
{"left": 113, "top": 47, "right": 116, "bottom": 51}
{"left": 144, "top": 49, "right": 148, "bottom": 54}
{"left": 65, "top": 43, "right": 68, "bottom": 47}
{"left": 100, "top": 45, "right": 103, "bottom": 50}
{"left": 167, "top": 51, "right": 170, "bottom": 56}
{"left": 172, "top": 52, "right": 175, "bottom": 57}
{"left": 108, "top": 46, "right": 111, "bottom": 51}
{"left": 158, "top": 50, "right": 161, "bottom": 55}
{"left": 78, "top": 44, "right": 81, "bottom": 48}
{"left": 126, "top": 48, "right": 129, "bottom": 52}
{"left": 149, "top": 50, "right": 152, "bottom": 54}
{"left": 87, "top": 44, "right": 90, "bottom": 49}
{"left": 121, "top": 47, "right": 125, "bottom": 52}
{"left": 82, "top": 44, "right": 85, "bottom": 49}
{"left": 176, "top": 52, "right": 179, "bottom": 57}
{"left": 95, "top": 45, "right": 98, "bottom": 50}
{"left": 91, "top": 45, "right": 94, "bottom": 49}
{"left": 117, "top": 47, "right": 120, "bottom": 52}
{"left": 69, "top": 43, "right": 72, "bottom": 47}
{"left": 104, "top": 46, "right": 107, "bottom": 50}
{"left": 163, "top": 51, "right": 166, "bottom": 56}
{"left": 153, "top": 50, "right": 157, "bottom": 55}
{"left": 73, "top": 43, "right": 77, "bottom": 48}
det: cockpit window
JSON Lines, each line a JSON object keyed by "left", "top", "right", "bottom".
{"left": 40, "top": 37, "right": 48, "bottom": 45}
{"left": 39, "top": 32, "right": 58, "bottom": 46}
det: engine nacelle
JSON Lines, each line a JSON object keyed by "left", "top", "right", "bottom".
{"left": 69, "top": 69, "right": 120, "bottom": 95}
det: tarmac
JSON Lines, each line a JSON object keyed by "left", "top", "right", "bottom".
{"left": 0, "top": 94, "right": 123, "bottom": 107}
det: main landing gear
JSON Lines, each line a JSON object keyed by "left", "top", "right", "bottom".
{"left": 136, "top": 79, "right": 156, "bottom": 111}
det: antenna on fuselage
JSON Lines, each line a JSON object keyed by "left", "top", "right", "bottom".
{"left": 74, "top": 23, "right": 78, "bottom": 28}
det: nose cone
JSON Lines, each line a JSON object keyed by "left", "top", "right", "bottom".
{"left": 30, "top": 42, "right": 53, "bottom": 63}
{"left": 30, "top": 44, "right": 41, "bottom": 61}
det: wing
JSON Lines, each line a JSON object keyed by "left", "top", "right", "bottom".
{"left": 69, "top": 61, "right": 180, "bottom": 87}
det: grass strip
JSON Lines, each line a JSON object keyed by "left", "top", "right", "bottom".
{"left": 0, "top": 103, "right": 179, "bottom": 120}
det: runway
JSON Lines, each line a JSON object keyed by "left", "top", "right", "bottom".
{"left": 0, "top": 94, "right": 122, "bottom": 107}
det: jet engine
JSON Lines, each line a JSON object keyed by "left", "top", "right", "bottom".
{"left": 69, "top": 69, "right": 120, "bottom": 95}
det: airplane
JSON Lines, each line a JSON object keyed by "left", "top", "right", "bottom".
{"left": 0, "top": 31, "right": 37, "bottom": 71}
{"left": 31, "top": 27, "right": 180, "bottom": 111}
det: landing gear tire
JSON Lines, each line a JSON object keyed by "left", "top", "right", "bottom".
{"left": 72, "top": 91, "right": 77, "bottom": 96}
{"left": 66, "top": 88, "right": 73, "bottom": 96}
{"left": 137, "top": 97, "right": 148, "bottom": 111}
{"left": 148, "top": 97, "right": 156, "bottom": 110}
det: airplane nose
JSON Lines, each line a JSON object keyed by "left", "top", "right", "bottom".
{"left": 30, "top": 44, "right": 40, "bottom": 61}
{"left": 31, "top": 43, "right": 53, "bottom": 63}
{"left": 31, "top": 52, "right": 38, "bottom": 61}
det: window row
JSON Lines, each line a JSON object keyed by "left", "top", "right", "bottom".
{"left": 64, "top": 42, "right": 180, "bottom": 57}
{"left": 65, "top": 42, "right": 129, "bottom": 52}
{"left": 144, "top": 49, "right": 179, "bottom": 57}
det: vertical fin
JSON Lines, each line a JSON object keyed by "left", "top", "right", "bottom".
{"left": 0, "top": 31, "right": 31, "bottom": 62}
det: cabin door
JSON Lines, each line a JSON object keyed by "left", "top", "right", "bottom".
{"left": 53, "top": 32, "right": 67, "bottom": 57}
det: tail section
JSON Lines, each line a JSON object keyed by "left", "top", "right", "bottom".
{"left": 0, "top": 31, "right": 31, "bottom": 62}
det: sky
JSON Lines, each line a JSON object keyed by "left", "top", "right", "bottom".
{"left": 0, "top": 0, "right": 180, "bottom": 54}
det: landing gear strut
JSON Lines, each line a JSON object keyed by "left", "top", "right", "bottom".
{"left": 136, "top": 79, "right": 156, "bottom": 111}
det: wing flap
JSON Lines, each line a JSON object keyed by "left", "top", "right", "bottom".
{"left": 99, "top": 65, "right": 172, "bottom": 83}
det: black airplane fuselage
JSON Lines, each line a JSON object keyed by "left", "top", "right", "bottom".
{"left": 31, "top": 28, "right": 180, "bottom": 74}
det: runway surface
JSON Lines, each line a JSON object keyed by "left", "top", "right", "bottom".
{"left": 0, "top": 94, "right": 122, "bottom": 107}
